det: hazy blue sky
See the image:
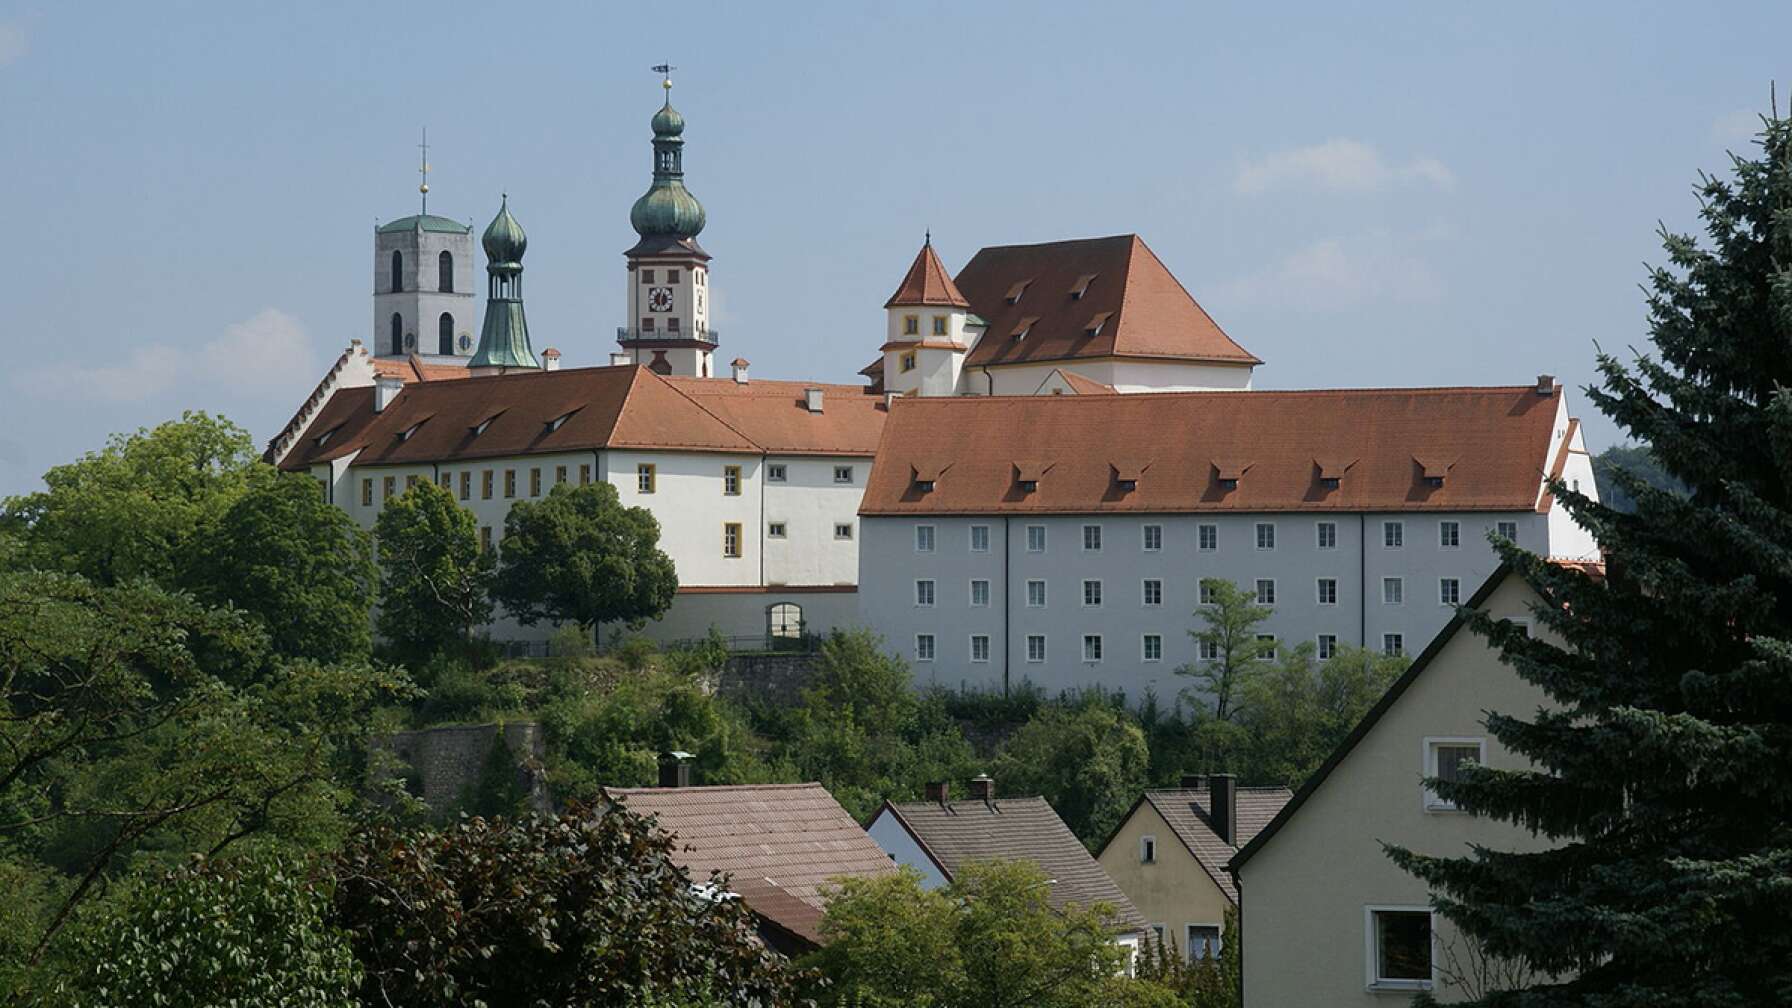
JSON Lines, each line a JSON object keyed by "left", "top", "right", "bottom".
{"left": 2, "top": 1, "right": 1787, "bottom": 495}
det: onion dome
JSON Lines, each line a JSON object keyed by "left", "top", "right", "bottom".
{"left": 650, "top": 102, "right": 685, "bottom": 137}
{"left": 482, "top": 195, "right": 527, "bottom": 265}
{"left": 629, "top": 96, "right": 706, "bottom": 242}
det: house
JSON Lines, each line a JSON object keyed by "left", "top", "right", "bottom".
{"left": 1095, "top": 774, "right": 1291, "bottom": 960}
{"left": 1227, "top": 566, "right": 1565, "bottom": 1003}
{"left": 865, "top": 774, "right": 1149, "bottom": 952}
{"left": 603, "top": 759, "right": 897, "bottom": 955}
{"left": 855, "top": 381, "right": 1598, "bottom": 698}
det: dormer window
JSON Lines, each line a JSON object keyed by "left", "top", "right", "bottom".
{"left": 546, "top": 409, "right": 579, "bottom": 432}
{"left": 1214, "top": 460, "right": 1251, "bottom": 492}
{"left": 469, "top": 408, "right": 505, "bottom": 438}
{"left": 1316, "top": 458, "right": 1355, "bottom": 491}
{"left": 1415, "top": 456, "right": 1455, "bottom": 488}
{"left": 911, "top": 461, "right": 948, "bottom": 494}
{"left": 1014, "top": 460, "right": 1050, "bottom": 495}
{"left": 1117, "top": 479, "right": 1137, "bottom": 492}
{"left": 1069, "top": 273, "right": 1097, "bottom": 299}
{"left": 1019, "top": 479, "right": 1038, "bottom": 493}
{"left": 1005, "top": 278, "right": 1034, "bottom": 304}
{"left": 1011, "top": 316, "right": 1040, "bottom": 341}
{"left": 399, "top": 420, "right": 425, "bottom": 442}
{"left": 1111, "top": 460, "right": 1146, "bottom": 493}
{"left": 1085, "top": 311, "right": 1112, "bottom": 338}
{"left": 916, "top": 480, "right": 935, "bottom": 493}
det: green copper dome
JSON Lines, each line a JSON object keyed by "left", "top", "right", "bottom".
{"left": 629, "top": 99, "right": 705, "bottom": 241}
{"left": 482, "top": 196, "right": 527, "bottom": 265}
{"left": 650, "top": 102, "right": 685, "bottom": 137}
{"left": 377, "top": 214, "right": 471, "bottom": 234}
{"left": 469, "top": 196, "right": 538, "bottom": 370}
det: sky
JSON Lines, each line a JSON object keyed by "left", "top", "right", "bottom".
{"left": 2, "top": 1, "right": 1787, "bottom": 496}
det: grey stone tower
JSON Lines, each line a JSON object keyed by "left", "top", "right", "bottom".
{"left": 372, "top": 213, "right": 477, "bottom": 359}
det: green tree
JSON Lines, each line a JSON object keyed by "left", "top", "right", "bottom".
{"left": 1589, "top": 442, "right": 1686, "bottom": 513}
{"left": 331, "top": 805, "right": 807, "bottom": 1008}
{"left": 0, "top": 412, "right": 262, "bottom": 586}
{"left": 492, "top": 482, "right": 677, "bottom": 640}
{"left": 186, "top": 472, "right": 377, "bottom": 662}
{"left": 373, "top": 478, "right": 493, "bottom": 661}
{"left": 1175, "top": 579, "right": 1274, "bottom": 722}
{"left": 42, "top": 854, "right": 359, "bottom": 1008}
{"left": 992, "top": 702, "right": 1148, "bottom": 846}
{"left": 1237, "top": 642, "right": 1404, "bottom": 786}
{"left": 1390, "top": 111, "right": 1792, "bottom": 1004}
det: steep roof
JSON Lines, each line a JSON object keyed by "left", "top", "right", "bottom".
{"left": 880, "top": 796, "right": 1148, "bottom": 933}
{"left": 1132, "top": 787, "right": 1290, "bottom": 903}
{"left": 277, "top": 365, "right": 886, "bottom": 471}
{"left": 605, "top": 782, "right": 897, "bottom": 937}
{"left": 955, "top": 235, "right": 1259, "bottom": 369}
{"left": 373, "top": 355, "right": 474, "bottom": 383}
{"left": 885, "top": 241, "right": 971, "bottom": 309}
{"left": 860, "top": 385, "right": 1565, "bottom": 515}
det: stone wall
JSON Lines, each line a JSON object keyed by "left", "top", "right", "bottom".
{"left": 714, "top": 652, "right": 820, "bottom": 706}
{"left": 370, "top": 721, "right": 551, "bottom": 815}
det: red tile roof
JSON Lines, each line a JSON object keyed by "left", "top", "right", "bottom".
{"left": 1054, "top": 371, "right": 1116, "bottom": 395}
{"left": 885, "top": 241, "right": 970, "bottom": 309}
{"left": 663, "top": 376, "right": 887, "bottom": 456}
{"left": 860, "top": 385, "right": 1565, "bottom": 515}
{"left": 373, "top": 354, "right": 474, "bottom": 383}
{"left": 1135, "top": 787, "right": 1291, "bottom": 903}
{"left": 956, "top": 235, "right": 1260, "bottom": 369}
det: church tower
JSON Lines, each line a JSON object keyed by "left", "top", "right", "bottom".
{"left": 372, "top": 138, "right": 476, "bottom": 359}
{"left": 617, "top": 69, "right": 715, "bottom": 378}
{"left": 468, "top": 196, "right": 539, "bottom": 373}
{"left": 882, "top": 235, "right": 975, "bottom": 397}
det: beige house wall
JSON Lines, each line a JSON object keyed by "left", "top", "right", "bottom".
{"left": 1237, "top": 573, "right": 1557, "bottom": 1005}
{"left": 1099, "top": 801, "right": 1231, "bottom": 958}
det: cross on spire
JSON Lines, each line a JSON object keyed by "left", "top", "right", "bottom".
{"left": 417, "top": 127, "right": 431, "bottom": 215}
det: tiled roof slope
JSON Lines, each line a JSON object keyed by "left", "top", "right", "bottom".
{"left": 860, "top": 385, "right": 1563, "bottom": 515}
{"left": 883, "top": 797, "right": 1149, "bottom": 932}
{"left": 373, "top": 355, "right": 474, "bottom": 383}
{"left": 886, "top": 241, "right": 971, "bottom": 308}
{"left": 956, "top": 235, "right": 1259, "bottom": 369}
{"left": 1144, "top": 787, "right": 1291, "bottom": 902}
{"left": 277, "top": 366, "right": 886, "bottom": 471}
{"left": 606, "top": 783, "right": 897, "bottom": 914}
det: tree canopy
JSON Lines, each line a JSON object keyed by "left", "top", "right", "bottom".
{"left": 492, "top": 482, "right": 677, "bottom": 637}
{"left": 1175, "top": 578, "right": 1275, "bottom": 722}
{"left": 373, "top": 477, "right": 493, "bottom": 661}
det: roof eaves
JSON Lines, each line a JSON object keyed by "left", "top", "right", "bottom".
{"left": 871, "top": 801, "right": 956, "bottom": 882}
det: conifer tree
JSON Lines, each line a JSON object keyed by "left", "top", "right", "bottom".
{"left": 1390, "top": 110, "right": 1792, "bottom": 1004}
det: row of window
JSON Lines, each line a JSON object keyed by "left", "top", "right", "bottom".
{"left": 912, "top": 576, "right": 1468, "bottom": 608}
{"left": 912, "top": 519, "right": 1519, "bottom": 554}
{"left": 638, "top": 268, "right": 702, "bottom": 285}
{"left": 388, "top": 250, "right": 455, "bottom": 294}
{"left": 900, "top": 314, "right": 953, "bottom": 337}
{"left": 913, "top": 631, "right": 1411, "bottom": 663}
{"left": 361, "top": 463, "right": 596, "bottom": 507}
{"left": 635, "top": 462, "right": 854, "bottom": 494}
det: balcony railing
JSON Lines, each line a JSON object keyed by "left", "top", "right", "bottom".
{"left": 616, "top": 326, "right": 720, "bottom": 345}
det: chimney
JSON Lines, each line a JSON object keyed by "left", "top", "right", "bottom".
{"left": 803, "top": 387, "right": 825, "bottom": 413}
{"left": 884, "top": 392, "right": 900, "bottom": 410}
{"left": 968, "top": 773, "right": 995, "bottom": 806}
{"left": 542, "top": 347, "right": 561, "bottom": 371}
{"left": 1209, "top": 773, "right": 1237, "bottom": 846}
{"left": 1180, "top": 773, "right": 1205, "bottom": 791}
{"left": 924, "top": 781, "right": 950, "bottom": 806}
{"left": 373, "top": 374, "right": 403, "bottom": 413}
{"left": 731, "top": 358, "right": 750, "bottom": 384}
{"left": 657, "top": 750, "right": 693, "bottom": 788}
{"left": 1535, "top": 373, "right": 1555, "bottom": 396}
{"left": 610, "top": 352, "right": 631, "bottom": 367}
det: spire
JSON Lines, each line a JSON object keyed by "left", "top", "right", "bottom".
{"left": 469, "top": 196, "right": 539, "bottom": 370}
{"left": 628, "top": 65, "right": 706, "bottom": 256}
{"left": 418, "top": 128, "right": 430, "bottom": 216}
{"left": 885, "top": 236, "right": 969, "bottom": 309}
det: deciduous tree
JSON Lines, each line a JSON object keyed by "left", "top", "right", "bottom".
{"left": 492, "top": 482, "right": 677, "bottom": 640}
{"left": 1175, "top": 579, "right": 1274, "bottom": 722}
{"left": 992, "top": 702, "right": 1148, "bottom": 846}
{"left": 374, "top": 478, "right": 493, "bottom": 660}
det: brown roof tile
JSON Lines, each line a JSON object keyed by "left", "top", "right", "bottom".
{"left": 1141, "top": 787, "right": 1291, "bottom": 903}
{"left": 662, "top": 376, "right": 887, "bottom": 456}
{"left": 885, "top": 241, "right": 970, "bottom": 309}
{"left": 860, "top": 385, "right": 1563, "bottom": 515}
{"left": 373, "top": 355, "right": 475, "bottom": 383}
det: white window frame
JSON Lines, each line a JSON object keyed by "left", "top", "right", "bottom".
{"left": 766, "top": 463, "right": 787, "bottom": 483}
{"left": 914, "top": 579, "right": 936, "bottom": 607}
{"left": 1197, "top": 523, "right": 1218, "bottom": 551}
{"left": 1383, "top": 577, "right": 1404, "bottom": 605}
{"left": 1439, "top": 577, "right": 1461, "bottom": 606}
{"left": 1198, "top": 639, "right": 1220, "bottom": 661}
{"left": 970, "top": 579, "right": 991, "bottom": 608}
{"left": 1139, "top": 835, "right": 1157, "bottom": 863}
{"left": 914, "top": 634, "right": 935, "bottom": 662}
{"left": 1142, "top": 578, "right": 1163, "bottom": 607}
{"left": 1422, "top": 736, "right": 1485, "bottom": 812}
{"left": 970, "top": 634, "right": 991, "bottom": 663}
{"left": 1255, "top": 522, "right": 1276, "bottom": 550}
{"left": 1363, "top": 905, "right": 1436, "bottom": 993}
{"left": 1383, "top": 633, "right": 1404, "bottom": 657}
{"left": 1317, "top": 634, "right": 1337, "bottom": 660}
{"left": 834, "top": 522, "right": 853, "bottom": 540}
{"left": 1316, "top": 521, "right": 1337, "bottom": 550}
{"left": 1142, "top": 524, "right": 1163, "bottom": 551}
{"left": 1439, "top": 520, "right": 1461, "bottom": 549}
{"left": 1199, "top": 581, "right": 1218, "bottom": 606}
{"left": 1082, "top": 633, "right": 1103, "bottom": 662}
{"left": 1082, "top": 579, "right": 1103, "bottom": 607}
{"left": 1142, "top": 634, "right": 1162, "bottom": 662}
{"left": 970, "top": 524, "right": 990, "bottom": 552}
{"left": 1026, "top": 634, "right": 1046, "bottom": 662}
{"left": 1083, "top": 524, "right": 1103, "bottom": 551}
{"left": 1496, "top": 520, "right": 1519, "bottom": 541}
{"left": 1317, "top": 578, "right": 1338, "bottom": 606}
{"left": 1187, "top": 923, "right": 1223, "bottom": 961}
{"left": 1026, "top": 525, "right": 1047, "bottom": 552}
{"left": 833, "top": 465, "right": 854, "bottom": 484}
{"left": 1255, "top": 578, "right": 1276, "bottom": 606}
{"left": 915, "top": 525, "right": 936, "bottom": 553}
{"left": 1255, "top": 633, "right": 1277, "bottom": 660}
{"left": 1383, "top": 520, "right": 1404, "bottom": 549}
{"left": 767, "top": 521, "right": 787, "bottom": 539}
{"left": 1026, "top": 579, "right": 1047, "bottom": 608}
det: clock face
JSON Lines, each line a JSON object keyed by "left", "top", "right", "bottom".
{"left": 457, "top": 332, "right": 472, "bottom": 351}
{"left": 648, "top": 287, "right": 674, "bottom": 312}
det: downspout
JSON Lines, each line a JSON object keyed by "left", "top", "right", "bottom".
{"left": 1002, "top": 515, "right": 1011, "bottom": 697}
{"left": 984, "top": 366, "right": 995, "bottom": 396}
{"left": 1359, "top": 513, "right": 1367, "bottom": 649}
{"left": 758, "top": 451, "right": 768, "bottom": 589}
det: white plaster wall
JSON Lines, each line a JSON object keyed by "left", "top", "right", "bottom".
{"left": 762, "top": 456, "right": 868, "bottom": 586}
{"left": 1548, "top": 421, "right": 1601, "bottom": 561}
{"left": 606, "top": 449, "right": 762, "bottom": 586}
{"left": 977, "top": 359, "right": 1254, "bottom": 396}
{"left": 866, "top": 809, "right": 949, "bottom": 889}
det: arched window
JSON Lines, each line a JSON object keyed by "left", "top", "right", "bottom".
{"left": 389, "top": 313, "right": 403, "bottom": 355}
{"left": 391, "top": 250, "right": 403, "bottom": 292}
{"left": 768, "top": 603, "right": 804, "bottom": 647}
{"left": 438, "top": 251, "right": 453, "bottom": 293}
{"left": 438, "top": 313, "right": 454, "bottom": 355}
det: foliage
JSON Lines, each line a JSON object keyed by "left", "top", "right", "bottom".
{"left": 331, "top": 805, "right": 809, "bottom": 1008}
{"left": 373, "top": 478, "right": 494, "bottom": 662}
{"left": 1233, "top": 642, "right": 1405, "bottom": 786}
{"left": 1175, "top": 579, "right": 1275, "bottom": 721}
{"left": 1390, "top": 110, "right": 1792, "bottom": 1004}
{"left": 1131, "top": 910, "right": 1241, "bottom": 1008}
{"left": 42, "top": 853, "right": 359, "bottom": 1008}
{"left": 186, "top": 471, "right": 378, "bottom": 662}
{"left": 464, "top": 728, "right": 534, "bottom": 820}
{"left": 991, "top": 700, "right": 1149, "bottom": 847}
{"left": 1589, "top": 442, "right": 1686, "bottom": 514}
{"left": 492, "top": 481, "right": 677, "bottom": 637}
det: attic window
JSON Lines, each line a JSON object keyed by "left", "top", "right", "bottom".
{"left": 915, "top": 479, "right": 935, "bottom": 493}
{"left": 1316, "top": 457, "right": 1356, "bottom": 491}
{"left": 312, "top": 423, "right": 345, "bottom": 449}
{"left": 1112, "top": 460, "right": 1147, "bottom": 493}
{"left": 1069, "top": 273, "right": 1098, "bottom": 299}
{"left": 1085, "top": 311, "right": 1113, "bottom": 337}
{"left": 1014, "top": 460, "right": 1051, "bottom": 494}
{"left": 911, "top": 461, "right": 949, "bottom": 493}
{"left": 399, "top": 421, "right": 424, "bottom": 442}
{"left": 1116, "top": 478, "right": 1137, "bottom": 492}
{"left": 1018, "top": 479, "right": 1038, "bottom": 493}
{"left": 1415, "top": 456, "right": 1456, "bottom": 488}
{"left": 1011, "top": 316, "right": 1040, "bottom": 341}
{"left": 1004, "top": 279, "right": 1034, "bottom": 304}
{"left": 546, "top": 408, "right": 581, "bottom": 432}
{"left": 1214, "top": 460, "right": 1253, "bottom": 491}
{"left": 469, "top": 407, "right": 507, "bottom": 437}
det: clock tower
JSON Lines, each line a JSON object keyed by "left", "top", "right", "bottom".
{"left": 617, "top": 69, "right": 716, "bottom": 378}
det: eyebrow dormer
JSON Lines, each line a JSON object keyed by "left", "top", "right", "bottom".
{"left": 469, "top": 407, "right": 507, "bottom": 437}
{"left": 1084, "top": 311, "right": 1113, "bottom": 338}
{"left": 1005, "top": 278, "right": 1034, "bottom": 304}
{"left": 1014, "top": 460, "right": 1052, "bottom": 494}
{"left": 1011, "top": 316, "right": 1040, "bottom": 341}
{"left": 1213, "top": 459, "right": 1253, "bottom": 491}
{"left": 1315, "top": 457, "right": 1357, "bottom": 490}
{"left": 911, "top": 460, "right": 951, "bottom": 494}
{"left": 1111, "top": 460, "right": 1148, "bottom": 493}
{"left": 1068, "top": 273, "right": 1098, "bottom": 299}
{"left": 1415, "top": 455, "right": 1456, "bottom": 488}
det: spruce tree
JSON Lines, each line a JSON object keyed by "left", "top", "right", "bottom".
{"left": 1388, "top": 110, "right": 1792, "bottom": 1004}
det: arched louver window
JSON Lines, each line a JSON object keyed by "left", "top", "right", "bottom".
{"left": 390, "top": 250, "right": 403, "bottom": 292}
{"left": 390, "top": 313, "right": 403, "bottom": 355}
{"left": 438, "top": 250, "right": 453, "bottom": 293}
{"left": 438, "top": 313, "right": 454, "bottom": 355}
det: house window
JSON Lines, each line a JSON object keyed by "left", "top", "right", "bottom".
{"left": 723, "top": 465, "right": 741, "bottom": 496}
{"left": 1140, "top": 836, "right": 1157, "bottom": 863}
{"left": 1440, "top": 578, "right": 1461, "bottom": 606}
{"left": 1383, "top": 633, "right": 1405, "bottom": 657}
{"left": 1083, "top": 634, "right": 1103, "bottom": 662}
{"left": 932, "top": 315, "right": 948, "bottom": 336}
{"left": 723, "top": 523, "right": 742, "bottom": 558}
{"left": 899, "top": 351, "right": 917, "bottom": 373}
{"left": 1256, "top": 634, "right": 1277, "bottom": 660}
{"left": 1383, "top": 577, "right": 1404, "bottom": 605}
{"left": 834, "top": 523, "right": 854, "bottom": 540}
{"left": 1198, "top": 639, "right": 1220, "bottom": 661}
{"left": 1384, "top": 521, "right": 1404, "bottom": 548}
{"left": 1199, "top": 581, "right": 1218, "bottom": 606}
{"left": 383, "top": 475, "right": 396, "bottom": 501}
{"left": 479, "top": 526, "right": 492, "bottom": 552}
{"left": 1367, "top": 908, "right": 1433, "bottom": 990}
{"left": 1255, "top": 579, "right": 1276, "bottom": 605}
{"left": 359, "top": 478, "right": 372, "bottom": 506}
{"left": 555, "top": 465, "right": 567, "bottom": 485}
{"left": 915, "top": 634, "right": 935, "bottom": 662}
{"left": 1188, "top": 924, "right": 1222, "bottom": 961}
{"left": 579, "top": 464, "right": 591, "bottom": 485}
{"left": 1317, "top": 578, "right": 1338, "bottom": 605}
{"left": 1143, "top": 634, "right": 1162, "bottom": 662}
{"left": 768, "top": 522, "right": 787, "bottom": 538}
{"left": 1255, "top": 523, "right": 1276, "bottom": 550}
{"left": 970, "top": 634, "right": 990, "bottom": 662}
{"left": 1424, "top": 738, "right": 1485, "bottom": 811}
{"left": 1026, "top": 580, "right": 1047, "bottom": 607}
{"left": 903, "top": 315, "right": 919, "bottom": 335}
{"left": 1439, "top": 520, "right": 1461, "bottom": 548}
{"left": 915, "top": 580, "right": 935, "bottom": 607}
{"left": 458, "top": 471, "right": 470, "bottom": 501}
{"left": 1083, "top": 524, "right": 1102, "bottom": 551}
{"left": 767, "top": 463, "right": 787, "bottom": 482}
{"left": 1142, "top": 579, "right": 1162, "bottom": 606}
{"left": 641, "top": 269, "right": 655, "bottom": 284}
{"left": 970, "top": 525, "right": 990, "bottom": 552}
{"left": 529, "top": 468, "right": 541, "bottom": 497}
{"left": 833, "top": 466, "right": 854, "bottom": 484}
{"left": 916, "top": 525, "right": 936, "bottom": 552}
{"left": 503, "top": 470, "right": 516, "bottom": 498}
{"left": 1496, "top": 520, "right": 1519, "bottom": 541}
{"left": 1317, "top": 521, "right": 1337, "bottom": 549}
{"left": 1026, "top": 635, "right": 1046, "bottom": 662}
{"left": 970, "top": 579, "right": 991, "bottom": 607}
{"left": 439, "top": 471, "right": 451, "bottom": 488}
{"left": 1198, "top": 524, "right": 1218, "bottom": 551}
{"left": 1082, "top": 579, "right": 1102, "bottom": 606}
{"left": 638, "top": 464, "right": 656, "bottom": 493}
{"left": 1318, "top": 634, "right": 1338, "bottom": 660}
{"left": 1026, "top": 525, "right": 1047, "bottom": 552}
{"left": 406, "top": 474, "right": 419, "bottom": 490}
{"left": 1142, "top": 524, "right": 1162, "bottom": 551}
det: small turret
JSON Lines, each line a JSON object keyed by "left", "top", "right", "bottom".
{"left": 881, "top": 234, "right": 976, "bottom": 397}
{"left": 469, "top": 196, "right": 539, "bottom": 372}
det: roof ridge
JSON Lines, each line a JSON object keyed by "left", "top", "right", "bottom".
{"left": 894, "top": 384, "right": 1544, "bottom": 404}
{"left": 655, "top": 370, "right": 766, "bottom": 451}
{"left": 610, "top": 781, "right": 829, "bottom": 794}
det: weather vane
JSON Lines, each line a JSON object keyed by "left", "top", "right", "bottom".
{"left": 418, "top": 127, "right": 430, "bottom": 215}
{"left": 652, "top": 63, "right": 676, "bottom": 93}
